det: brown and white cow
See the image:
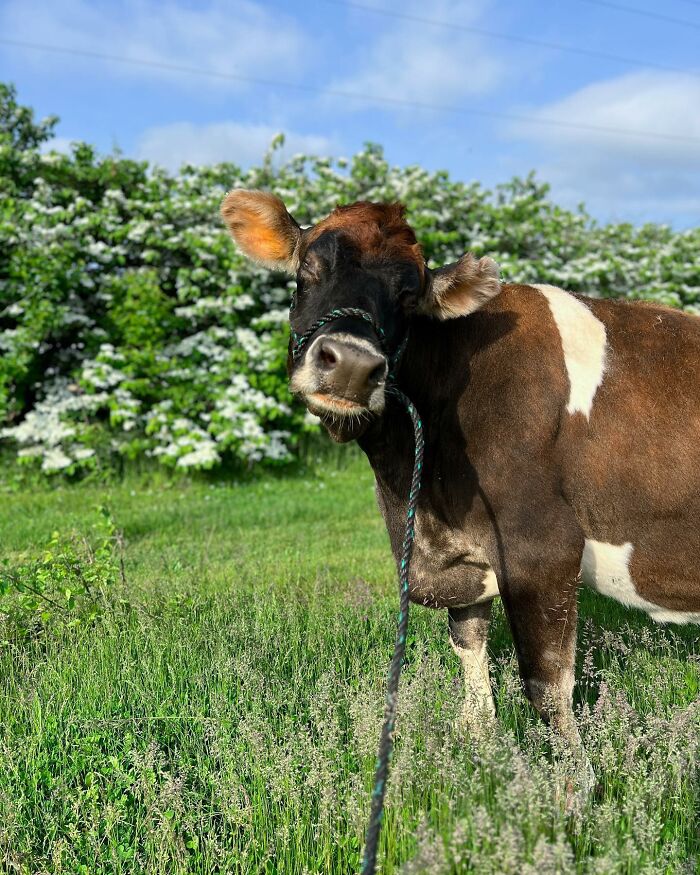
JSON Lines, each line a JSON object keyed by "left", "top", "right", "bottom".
{"left": 221, "top": 190, "right": 700, "bottom": 790}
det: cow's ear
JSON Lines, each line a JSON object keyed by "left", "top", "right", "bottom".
{"left": 422, "top": 254, "right": 500, "bottom": 320}
{"left": 221, "top": 189, "right": 301, "bottom": 272}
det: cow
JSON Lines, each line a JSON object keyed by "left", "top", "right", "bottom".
{"left": 221, "top": 189, "right": 700, "bottom": 797}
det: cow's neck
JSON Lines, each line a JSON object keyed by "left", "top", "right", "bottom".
{"left": 358, "top": 315, "right": 478, "bottom": 512}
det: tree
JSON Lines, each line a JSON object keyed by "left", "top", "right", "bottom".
{"left": 0, "top": 82, "right": 58, "bottom": 195}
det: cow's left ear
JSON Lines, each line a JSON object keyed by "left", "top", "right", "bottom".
{"left": 422, "top": 254, "right": 500, "bottom": 320}
{"left": 221, "top": 189, "right": 301, "bottom": 272}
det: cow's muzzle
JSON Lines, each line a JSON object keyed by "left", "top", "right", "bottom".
{"left": 290, "top": 333, "right": 388, "bottom": 417}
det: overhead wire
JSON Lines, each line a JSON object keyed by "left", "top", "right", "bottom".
{"left": 1, "top": 36, "right": 699, "bottom": 146}
{"left": 577, "top": 0, "right": 700, "bottom": 30}
{"left": 319, "top": 0, "right": 700, "bottom": 80}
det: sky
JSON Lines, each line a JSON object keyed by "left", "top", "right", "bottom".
{"left": 1, "top": 0, "right": 699, "bottom": 227}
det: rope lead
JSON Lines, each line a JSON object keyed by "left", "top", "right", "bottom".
{"left": 360, "top": 390, "right": 423, "bottom": 875}
{"left": 288, "top": 304, "right": 423, "bottom": 874}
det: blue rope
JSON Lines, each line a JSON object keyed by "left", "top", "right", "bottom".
{"left": 289, "top": 306, "right": 424, "bottom": 874}
{"left": 360, "top": 386, "right": 423, "bottom": 874}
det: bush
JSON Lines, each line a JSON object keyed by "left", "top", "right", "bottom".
{"left": 0, "top": 507, "right": 122, "bottom": 634}
{"left": 1, "top": 84, "right": 698, "bottom": 477}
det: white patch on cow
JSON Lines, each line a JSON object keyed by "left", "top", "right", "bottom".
{"left": 289, "top": 335, "right": 324, "bottom": 395}
{"left": 451, "top": 638, "right": 495, "bottom": 723}
{"left": 580, "top": 539, "right": 700, "bottom": 624}
{"left": 325, "top": 332, "right": 383, "bottom": 358}
{"left": 533, "top": 284, "right": 607, "bottom": 419}
{"left": 476, "top": 568, "right": 500, "bottom": 603}
{"left": 450, "top": 569, "right": 499, "bottom": 608}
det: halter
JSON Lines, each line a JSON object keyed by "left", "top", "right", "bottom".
{"left": 290, "top": 305, "right": 408, "bottom": 378}
{"left": 289, "top": 304, "right": 424, "bottom": 874}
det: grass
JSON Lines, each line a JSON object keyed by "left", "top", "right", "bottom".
{"left": 0, "top": 454, "right": 698, "bottom": 874}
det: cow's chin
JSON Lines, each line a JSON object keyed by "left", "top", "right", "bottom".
{"left": 305, "top": 392, "right": 375, "bottom": 442}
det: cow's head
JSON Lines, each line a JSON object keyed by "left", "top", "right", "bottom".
{"left": 221, "top": 190, "right": 500, "bottom": 441}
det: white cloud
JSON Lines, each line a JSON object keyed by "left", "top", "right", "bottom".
{"left": 136, "top": 121, "right": 336, "bottom": 171}
{"left": 511, "top": 71, "right": 700, "bottom": 160}
{"left": 328, "top": 0, "right": 504, "bottom": 108}
{"left": 507, "top": 72, "right": 700, "bottom": 223}
{"left": 0, "top": 0, "right": 308, "bottom": 90}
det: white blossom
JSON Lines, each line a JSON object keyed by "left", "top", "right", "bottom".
{"left": 3, "top": 140, "right": 697, "bottom": 476}
{"left": 42, "top": 447, "right": 73, "bottom": 472}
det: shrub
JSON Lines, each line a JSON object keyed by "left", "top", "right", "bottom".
{"left": 1, "top": 84, "right": 698, "bottom": 476}
{"left": 0, "top": 507, "right": 122, "bottom": 633}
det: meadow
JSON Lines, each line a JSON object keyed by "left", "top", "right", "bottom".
{"left": 1, "top": 453, "right": 698, "bottom": 874}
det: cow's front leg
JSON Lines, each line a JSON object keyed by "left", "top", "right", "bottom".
{"left": 501, "top": 568, "right": 594, "bottom": 809}
{"left": 448, "top": 602, "right": 495, "bottom": 733}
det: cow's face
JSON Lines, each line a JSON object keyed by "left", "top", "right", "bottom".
{"left": 221, "top": 190, "right": 500, "bottom": 441}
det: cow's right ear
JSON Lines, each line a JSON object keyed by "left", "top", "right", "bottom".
{"left": 221, "top": 189, "right": 302, "bottom": 272}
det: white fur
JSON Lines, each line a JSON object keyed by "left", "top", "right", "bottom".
{"left": 450, "top": 569, "right": 498, "bottom": 608}
{"left": 580, "top": 539, "right": 700, "bottom": 624}
{"left": 533, "top": 284, "right": 607, "bottom": 419}
{"left": 451, "top": 638, "right": 495, "bottom": 720}
{"left": 476, "top": 568, "right": 500, "bottom": 603}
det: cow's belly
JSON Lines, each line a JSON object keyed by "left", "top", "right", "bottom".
{"left": 579, "top": 533, "right": 700, "bottom": 624}
{"left": 407, "top": 506, "right": 499, "bottom": 609}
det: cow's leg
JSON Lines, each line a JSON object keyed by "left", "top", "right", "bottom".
{"left": 448, "top": 602, "right": 494, "bottom": 733}
{"left": 500, "top": 551, "right": 594, "bottom": 808}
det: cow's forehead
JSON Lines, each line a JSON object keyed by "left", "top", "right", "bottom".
{"left": 301, "top": 201, "right": 424, "bottom": 274}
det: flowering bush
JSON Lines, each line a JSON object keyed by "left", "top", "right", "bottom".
{"left": 1, "top": 84, "right": 699, "bottom": 476}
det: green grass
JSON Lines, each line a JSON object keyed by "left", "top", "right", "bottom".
{"left": 1, "top": 456, "right": 698, "bottom": 874}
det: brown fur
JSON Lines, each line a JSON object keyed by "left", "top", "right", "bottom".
{"left": 560, "top": 296, "right": 700, "bottom": 611}
{"left": 362, "top": 281, "right": 699, "bottom": 787}
{"left": 303, "top": 202, "right": 424, "bottom": 273}
{"left": 369, "top": 283, "right": 700, "bottom": 619}
{"left": 304, "top": 203, "right": 501, "bottom": 319}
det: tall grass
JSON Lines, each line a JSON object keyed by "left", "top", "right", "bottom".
{"left": 1, "top": 457, "right": 698, "bottom": 873}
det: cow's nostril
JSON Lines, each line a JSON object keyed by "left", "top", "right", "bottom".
{"left": 368, "top": 363, "right": 385, "bottom": 385}
{"left": 318, "top": 346, "right": 338, "bottom": 368}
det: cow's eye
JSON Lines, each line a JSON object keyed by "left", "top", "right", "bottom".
{"left": 291, "top": 275, "right": 311, "bottom": 310}
{"left": 299, "top": 252, "right": 325, "bottom": 286}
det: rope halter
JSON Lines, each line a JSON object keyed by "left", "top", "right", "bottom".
{"left": 290, "top": 306, "right": 408, "bottom": 380}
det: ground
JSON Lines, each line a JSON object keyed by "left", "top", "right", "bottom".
{"left": 0, "top": 454, "right": 698, "bottom": 874}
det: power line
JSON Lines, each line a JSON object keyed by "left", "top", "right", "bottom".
{"left": 320, "top": 0, "right": 700, "bottom": 80}
{"left": 1, "top": 36, "right": 699, "bottom": 146}
{"left": 577, "top": 0, "right": 700, "bottom": 30}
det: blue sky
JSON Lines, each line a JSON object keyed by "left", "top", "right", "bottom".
{"left": 1, "top": 0, "right": 699, "bottom": 226}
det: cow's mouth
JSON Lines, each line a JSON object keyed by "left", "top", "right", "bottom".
{"left": 304, "top": 390, "right": 376, "bottom": 442}
{"left": 307, "top": 392, "right": 370, "bottom": 417}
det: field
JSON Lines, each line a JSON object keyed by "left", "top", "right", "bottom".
{"left": 1, "top": 454, "right": 698, "bottom": 874}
